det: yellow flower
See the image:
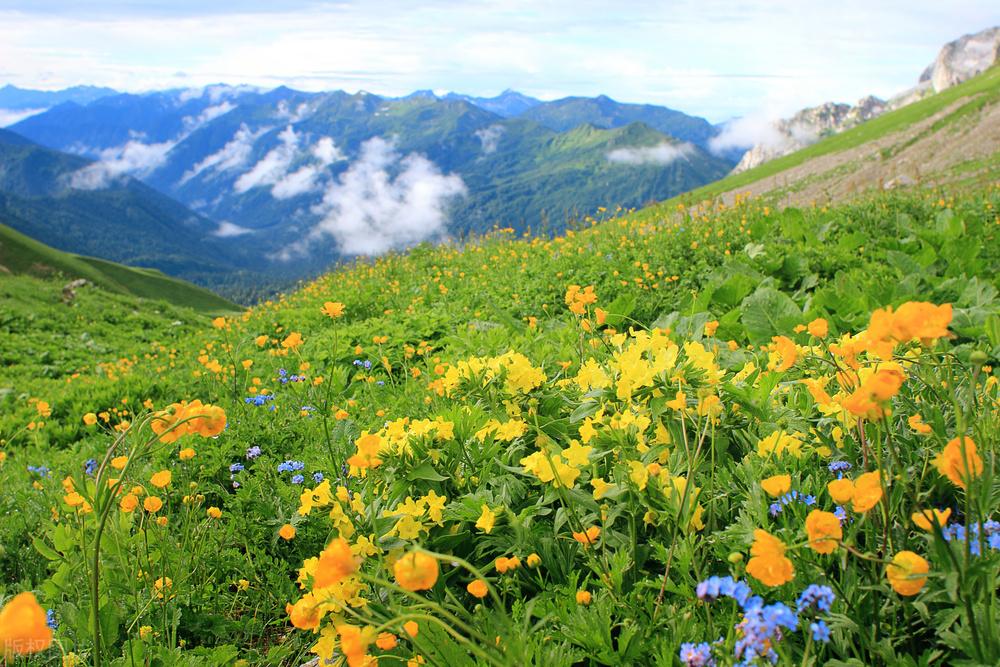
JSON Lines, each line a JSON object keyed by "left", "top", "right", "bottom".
{"left": 628, "top": 460, "right": 649, "bottom": 491}
{"left": 394, "top": 551, "right": 439, "bottom": 591}
{"left": 467, "top": 580, "right": 489, "bottom": 599}
{"left": 207, "top": 507, "right": 222, "bottom": 519}
{"left": 886, "top": 551, "right": 929, "bottom": 596}
{"left": 211, "top": 317, "right": 227, "bottom": 329}
{"left": 575, "top": 590, "right": 592, "bottom": 605}
{"left": 281, "top": 332, "right": 304, "bottom": 349}
{"left": 150, "top": 470, "right": 172, "bottom": 488}
{"left": 278, "top": 524, "right": 296, "bottom": 541}
{"left": 111, "top": 456, "right": 128, "bottom": 470}
{"left": 475, "top": 505, "right": 497, "bottom": 534}
{"left": 934, "top": 436, "right": 983, "bottom": 489}
{"left": 761, "top": 474, "right": 791, "bottom": 498}
{"left": 591, "top": 477, "right": 612, "bottom": 500}
{"left": 805, "top": 510, "right": 842, "bottom": 554}
{"left": 0, "top": 592, "right": 53, "bottom": 656}
{"left": 153, "top": 577, "right": 172, "bottom": 599}
{"left": 526, "top": 553, "right": 541, "bottom": 568}
{"left": 746, "top": 529, "right": 795, "bottom": 587}
{"left": 36, "top": 401, "right": 51, "bottom": 418}
{"left": 83, "top": 413, "right": 98, "bottom": 426}
{"left": 911, "top": 508, "right": 951, "bottom": 532}
{"left": 756, "top": 431, "right": 803, "bottom": 458}
{"left": 178, "top": 448, "right": 196, "bottom": 461}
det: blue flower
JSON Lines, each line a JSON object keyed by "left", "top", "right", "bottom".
{"left": 244, "top": 395, "right": 274, "bottom": 407}
{"left": 828, "top": 461, "right": 852, "bottom": 475}
{"left": 679, "top": 641, "right": 715, "bottom": 666}
{"left": 84, "top": 458, "right": 98, "bottom": 476}
{"left": 796, "top": 585, "right": 835, "bottom": 614}
{"left": 46, "top": 608, "right": 58, "bottom": 630}
{"left": 291, "top": 474, "right": 304, "bottom": 485}
{"left": 810, "top": 620, "right": 831, "bottom": 642}
{"left": 27, "top": 465, "right": 51, "bottom": 478}
{"left": 229, "top": 463, "right": 245, "bottom": 473}
{"left": 313, "top": 472, "right": 324, "bottom": 483}
{"left": 768, "top": 503, "right": 783, "bottom": 517}
{"left": 278, "top": 460, "right": 305, "bottom": 473}
{"left": 246, "top": 446, "right": 262, "bottom": 459}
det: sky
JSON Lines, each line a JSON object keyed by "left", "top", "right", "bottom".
{"left": 0, "top": 1, "right": 997, "bottom": 121}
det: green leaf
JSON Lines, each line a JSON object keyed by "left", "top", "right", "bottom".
{"left": 740, "top": 287, "right": 802, "bottom": 344}
{"left": 406, "top": 462, "right": 448, "bottom": 482}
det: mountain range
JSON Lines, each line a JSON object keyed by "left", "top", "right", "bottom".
{"left": 0, "top": 86, "right": 739, "bottom": 297}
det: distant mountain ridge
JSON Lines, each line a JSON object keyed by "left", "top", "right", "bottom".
{"left": 6, "top": 84, "right": 735, "bottom": 289}
{"left": 0, "top": 84, "right": 118, "bottom": 110}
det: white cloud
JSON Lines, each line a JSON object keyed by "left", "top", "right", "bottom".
{"left": 213, "top": 220, "right": 254, "bottom": 237}
{"left": 275, "top": 99, "right": 315, "bottom": 122}
{"left": 182, "top": 101, "right": 235, "bottom": 131}
{"left": 233, "top": 124, "right": 299, "bottom": 193}
{"left": 708, "top": 113, "right": 785, "bottom": 153}
{"left": 0, "top": 107, "right": 47, "bottom": 127}
{"left": 294, "top": 136, "right": 466, "bottom": 257}
{"left": 474, "top": 124, "right": 504, "bottom": 154}
{"left": 180, "top": 122, "right": 265, "bottom": 184}
{"left": 606, "top": 142, "right": 694, "bottom": 166}
{"left": 69, "top": 138, "right": 175, "bottom": 189}
{"left": 312, "top": 136, "right": 343, "bottom": 165}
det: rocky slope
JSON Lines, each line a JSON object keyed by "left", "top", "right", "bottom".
{"left": 732, "top": 26, "right": 999, "bottom": 173}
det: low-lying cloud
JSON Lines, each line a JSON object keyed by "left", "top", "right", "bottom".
{"left": 709, "top": 113, "right": 784, "bottom": 153}
{"left": 0, "top": 107, "right": 47, "bottom": 127}
{"left": 180, "top": 123, "right": 265, "bottom": 184}
{"left": 475, "top": 124, "right": 505, "bottom": 154}
{"left": 69, "top": 138, "right": 175, "bottom": 189}
{"left": 214, "top": 220, "right": 254, "bottom": 237}
{"left": 233, "top": 126, "right": 344, "bottom": 199}
{"left": 606, "top": 142, "right": 694, "bottom": 166}
{"left": 293, "top": 136, "right": 466, "bottom": 257}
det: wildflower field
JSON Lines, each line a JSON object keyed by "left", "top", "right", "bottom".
{"left": 1, "top": 188, "right": 999, "bottom": 666}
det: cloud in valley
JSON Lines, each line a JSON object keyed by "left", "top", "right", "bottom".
{"left": 475, "top": 125, "right": 504, "bottom": 154}
{"left": 0, "top": 107, "right": 47, "bottom": 127}
{"left": 180, "top": 123, "right": 266, "bottom": 184}
{"left": 709, "top": 113, "right": 785, "bottom": 153}
{"left": 293, "top": 136, "right": 466, "bottom": 257}
{"left": 69, "top": 138, "right": 175, "bottom": 189}
{"left": 214, "top": 220, "right": 254, "bottom": 237}
{"left": 606, "top": 142, "right": 694, "bottom": 166}
{"left": 233, "top": 127, "right": 344, "bottom": 198}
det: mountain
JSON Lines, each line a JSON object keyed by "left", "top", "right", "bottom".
{"left": 9, "top": 87, "right": 734, "bottom": 285}
{"left": 657, "top": 63, "right": 1000, "bottom": 210}
{"left": 0, "top": 220, "right": 238, "bottom": 313}
{"left": 443, "top": 89, "right": 542, "bottom": 116}
{"left": 0, "top": 128, "right": 266, "bottom": 299}
{"left": 519, "top": 94, "right": 719, "bottom": 149}
{"left": 0, "top": 84, "right": 118, "bottom": 110}
{"left": 732, "top": 26, "right": 1000, "bottom": 172}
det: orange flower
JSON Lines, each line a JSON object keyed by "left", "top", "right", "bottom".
{"left": 827, "top": 478, "right": 854, "bottom": 504}
{"left": 911, "top": 508, "right": 951, "bottom": 532}
{"left": 495, "top": 556, "right": 521, "bottom": 574}
{"left": 805, "top": 510, "right": 842, "bottom": 554}
{"left": 851, "top": 471, "right": 883, "bottom": 513}
{"left": 178, "top": 448, "right": 196, "bottom": 461}
{"left": 572, "top": 525, "right": 601, "bottom": 547}
{"left": 0, "top": 592, "right": 53, "bottom": 656}
{"left": 322, "top": 301, "right": 346, "bottom": 319}
{"left": 934, "top": 436, "right": 983, "bottom": 489}
{"left": 807, "top": 318, "right": 828, "bottom": 338}
{"left": 143, "top": 496, "right": 163, "bottom": 513}
{"left": 336, "top": 624, "right": 376, "bottom": 667}
{"left": 286, "top": 593, "right": 320, "bottom": 630}
{"left": 868, "top": 302, "right": 951, "bottom": 345}
{"left": 119, "top": 494, "right": 139, "bottom": 512}
{"left": 281, "top": 332, "right": 304, "bottom": 349}
{"left": 576, "top": 590, "right": 592, "bottom": 605}
{"left": 761, "top": 474, "right": 791, "bottom": 498}
{"left": 188, "top": 405, "right": 227, "bottom": 437}
{"left": 467, "top": 580, "right": 489, "bottom": 599}
{"left": 394, "top": 551, "right": 439, "bottom": 591}
{"left": 403, "top": 621, "right": 419, "bottom": 637}
{"left": 907, "top": 414, "right": 932, "bottom": 435}
{"left": 278, "top": 524, "right": 296, "bottom": 540}
{"left": 886, "top": 551, "right": 929, "bottom": 596}
{"left": 346, "top": 433, "right": 383, "bottom": 469}
{"left": 771, "top": 336, "right": 798, "bottom": 372}
{"left": 150, "top": 470, "right": 172, "bottom": 488}
{"left": 746, "top": 529, "right": 794, "bottom": 587}
{"left": 314, "top": 538, "right": 359, "bottom": 588}
{"left": 376, "top": 632, "right": 398, "bottom": 650}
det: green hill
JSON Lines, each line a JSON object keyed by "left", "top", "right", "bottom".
{"left": 662, "top": 65, "right": 1000, "bottom": 209}
{"left": 0, "top": 220, "right": 239, "bottom": 313}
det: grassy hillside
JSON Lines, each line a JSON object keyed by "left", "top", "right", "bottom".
{"left": 0, "top": 221, "right": 240, "bottom": 313}
{"left": 665, "top": 65, "right": 1000, "bottom": 208}
{"left": 0, "top": 180, "right": 997, "bottom": 665}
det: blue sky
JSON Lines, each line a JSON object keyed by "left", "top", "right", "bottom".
{"left": 0, "top": 1, "right": 996, "bottom": 121}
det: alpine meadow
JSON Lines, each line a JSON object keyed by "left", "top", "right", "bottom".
{"left": 0, "top": 5, "right": 999, "bottom": 667}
